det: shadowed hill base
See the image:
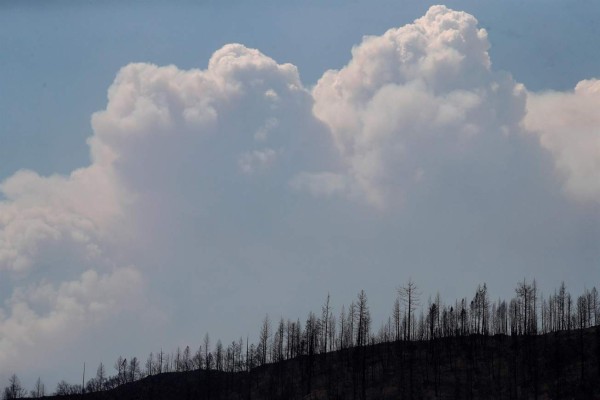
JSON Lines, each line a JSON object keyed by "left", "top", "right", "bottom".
{"left": 45, "top": 327, "right": 600, "bottom": 400}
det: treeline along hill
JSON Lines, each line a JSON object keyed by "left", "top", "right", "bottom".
{"left": 4, "top": 280, "right": 600, "bottom": 399}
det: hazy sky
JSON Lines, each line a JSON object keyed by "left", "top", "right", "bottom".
{"left": 1, "top": 0, "right": 599, "bottom": 390}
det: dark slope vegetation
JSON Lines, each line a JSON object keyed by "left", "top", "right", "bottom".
{"left": 44, "top": 327, "right": 600, "bottom": 400}
{"left": 8, "top": 281, "right": 598, "bottom": 399}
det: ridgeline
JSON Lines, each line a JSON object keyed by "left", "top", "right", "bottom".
{"left": 6, "top": 281, "right": 600, "bottom": 399}
{"left": 41, "top": 327, "right": 600, "bottom": 399}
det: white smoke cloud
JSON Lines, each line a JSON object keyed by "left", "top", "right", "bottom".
{"left": 0, "top": 165, "right": 124, "bottom": 275}
{"left": 1, "top": 4, "right": 598, "bottom": 386}
{"left": 290, "top": 172, "right": 351, "bottom": 198}
{"left": 311, "top": 5, "right": 526, "bottom": 207}
{"left": 87, "top": 44, "right": 328, "bottom": 200}
{"left": 0, "top": 43, "right": 328, "bottom": 377}
{"left": 1, "top": 42, "right": 321, "bottom": 277}
{"left": 239, "top": 148, "right": 280, "bottom": 175}
{"left": 525, "top": 79, "right": 600, "bottom": 203}
{"left": 0, "top": 163, "right": 140, "bottom": 378}
{"left": 0, "top": 266, "right": 143, "bottom": 372}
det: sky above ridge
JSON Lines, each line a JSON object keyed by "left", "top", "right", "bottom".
{"left": 0, "top": 0, "right": 599, "bottom": 391}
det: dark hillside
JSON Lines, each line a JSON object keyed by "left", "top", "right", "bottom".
{"left": 42, "top": 327, "right": 600, "bottom": 400}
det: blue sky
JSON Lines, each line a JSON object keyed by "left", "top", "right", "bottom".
{"left": 1, "top": 0, "right": 599, "bottom": 391}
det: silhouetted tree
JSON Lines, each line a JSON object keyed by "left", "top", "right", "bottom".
{"left": 203, "top": 333, "right": 211, "bottom": 370}
{"left": 516, "top": 279, "right": 537, "bottom": 335}
{"left": 145, "top": 353, "right": 155, "bottom": 376}
{"left": 258, "top": 314, "right": 271, "bottom": 366}
{"left": 193, "top": 346, "right": 203, "bottom": 370}
{"left": 215, "top": 340, "right": 224, "bottom": 371}
{"left": 276, "top": 317, "right": 286, "bottom": 362}
{"left": 321, "top": 293, "right": 331, "bottom": 353}
{"left": 393, "top": 296, "right": 402, "bottom": 341}
{"left": 54, "top": 380, "right": 80, "bottom": 396}
{"left": 157, "top": 349, "right": 164, "bottom": 374}
{"left": 2, "top": 374, "right": 25, "bottom": 399}
{"left": 356, "top": 290, "right": 370, "bottom": 348}
{"left": 590, "top": 287, "right": 599, "bottom": 326}
{"left": 182, "top": 345, "right": 191, "bottom": 371}
{"left": 470, "top": 284, "right": 489, "bottom": 335}
{"left": 30, "top": 377, "right": 44, "bottom": 398}
{"left": 128, "top": 357, "right": 141, "bottom": 382}
{"left": 398, "top": 279, "right": 420, "bottom": 340}
{"left": 114, "top": 356, "right": 127, "bottom": 384}
{"left": 338, "top": 304, "right": 349, "bottom": 349}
